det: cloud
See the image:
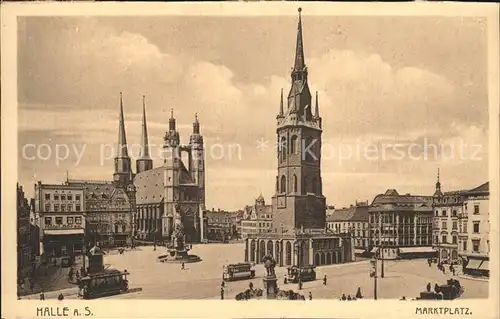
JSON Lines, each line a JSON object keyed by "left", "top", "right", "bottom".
{"left": 17, "top": 17, "right": 489, "bottom": 209}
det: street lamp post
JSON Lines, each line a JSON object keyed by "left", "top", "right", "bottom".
{"left": 380, "top": 244, "right": 385, "bottom": 278}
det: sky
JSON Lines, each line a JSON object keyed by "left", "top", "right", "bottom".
{"left": 17, "top": 14, "right": 489, "bottom": 210}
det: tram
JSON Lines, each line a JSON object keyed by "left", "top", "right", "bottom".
{"left": 287, "top": 265, "right": 316, "bottom": 283}
{"left": 78, "top": 269, "right": 130, "bottom": 299}
{"left": 223, "top": 263, "right": 256, "bottom": 281}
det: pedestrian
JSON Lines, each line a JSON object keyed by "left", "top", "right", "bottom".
{"left": 40, "top": 291, "right": 45, "bottom": 301}
{"left": 58, "top": 293, "right": 64, "bottom": 301}
{"left": 284, "top": 274, "right": 288, "bottom": 284}
{"left": 434, "top": 283, "right": 440, "bottom": 293}
{"left": 249, "top": 282, "right": 254, "bottom": 290}
{"left": 298, "top": 280, "right": 303, "bottom": 290}
{"left": 347, "top": 295, "right": 352, "bottom": 301}
{"left": 426, "top": 282, "right": 431, "bottom": 292}
{"left": 355, "top": 287, "right": 363, "bottom": 299}
{"left": 309, "top": 292, "right": 312, "bottom": 300}
{"left": 220, "top": 287, "right": 224, "bottom": 300}
{"left": 221, "top": 280, "right": 225, "bottom": 288}
{"left": 181, "top": 262, "right": 185, "bottom": 270}
{"left": 442, "top": 266, "right": 446, "bottom": 274}
{"left": 323, "top": 275, "right": 327, "bottom": 285}
{"left": 341, "top": 293, "right": 346, "bottom": 301}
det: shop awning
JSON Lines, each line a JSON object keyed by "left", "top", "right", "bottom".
{"left": 478, "top": 260, "right": 489, "bottom": 271}
{"left": 355, "top": 249, "right": 365, "bottom": 254}
{"left": 44, "top": 229, "right": 84, "bottom": 236}
{"left": 399, "top": 247, "right": 436, "bottom": 254}
{"left": 466, "top": 259, "right": 482, "bottom": 270}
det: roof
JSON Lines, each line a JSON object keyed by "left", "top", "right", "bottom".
{"left": 467, "top": 182, "right": 489, "bottom": 194}
{"left": 134, "top": 167, "right": 165, "bottom": 205}
{"left": 326, "top": 205, "right": 369, "bottom": 222}
{"left": 66, "top": 180, "right": 131, "bottom": 211}
{"left": 371, "top": 189, "right": 432, "bottom": 207}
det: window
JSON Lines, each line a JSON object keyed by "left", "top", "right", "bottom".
{"left": 452, "top": 236, "right": 457, "bottom": 244}
{"left": 54, "top": 194, "right": 59, "bottom": 200}
{"left": 442, "top": 221, "right": 447, "bottom": 229}
{"left": 61, "top": 205, "right": 66, "bottom": 212}
{"left": 67, "top": 217, "right": 73, "bottom": 224}
{"left": 45, "top": 193, "right": 51, "bottom": 200}
{"left": 473, "top": 222, "right": 480, "bottom": 233}
{"left": 75, "top": 217, "right": 82, "bottom": 224}
{"left": 463, "top": 241, "right": 467, "bottom": 251}
{"left": 54, "top": 204, "right": 59, "bottom": 212}
{"left": 473, "top": 205, "right": 479, "bottom": 215}
{"left": 452, "top": 222, "right": 457, "bottom": 229}
{"left": 61, "top": 195, "right": 66, "bottom": 201}
{"left": 442, "top": 235, "right": 447, "bottom": 244}
{"left": 435, "top": 210, "right": 438, "bottom": 217}
{"left": 67, "top": 195, "right": 72, "bottom": 201}
{"left": 452, "top": 210, "right": 457, "bottom": 217}
{"left": 472, "top": 239, "right": 480, "bottom": 252}
{"left": 75, "top": 204, "right": 81, "bottom": 212}
{"left": 44, "top": 204, "right": 50, "bottom": 212}
{"left": 435, "top": 236, "right": 439, "bottom": 244}
{"left": 442, "top": 210, "right": 446, "bottom": 217}
{"left": 76, "top": 195, "right": 81, "bottom": 201}
{"left": 45, "top": 217, "right": 52, "bottom": 225}
{"left": 56, "top": 217, "right": 63, "bottom": 225}
{"left": 463, "top": 224, "right": 468, "bottom": 233}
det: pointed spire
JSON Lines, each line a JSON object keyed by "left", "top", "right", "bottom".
{"left": 117, "top": 92, "right": 129, "bottom": 158}
{"left": 279, "top": 88, "right": 284, "bottom": 116}
{"left": 140, "top": 95, "right": 150, "bottom": 159}
{"left": 193, "top": 112, "right": 200, "bottom": 134}
{"left": 294, "top": 8, "right": 305, "bottom": 71}
{"left": 169, "top": 108, "right": 176, "bottom": 131}
{"left": 314, "top": 91, "right": 319, "bottom": 117}
{"left": 434, "top": 168, "right": 442, "bottom": 197}
{"left": 66, "top": 170, "right": 69, "bottom": 183}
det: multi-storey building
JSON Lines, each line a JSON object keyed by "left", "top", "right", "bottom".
{"left": 369, "top": 189, "right": 434, "bottom": 260}
{"left": 17, "top": 184, "right": 33, "bottom": 281}
{"left": 244, "top": 9, "right": 354, "bottom": 268}
{"left": 431, "top": 170, "right": 467, "bottom": 263}
{"left": 34, "top": 182, "right": 86, "bottom": 259}
{"left": 240, "top": 195, "right": 274, "bottom": 238}
{"left": 205, "top": 209, "right": 244, "bottom": 241}
{"left": 326, "top": 201, "right": 370, "bottom": 254}
{"left": 459, "top": 182, "right": 489, "bottom": 277}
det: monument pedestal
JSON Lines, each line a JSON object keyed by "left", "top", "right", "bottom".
{"left": 263, "top": 274, "right": 278, "bottom": 299}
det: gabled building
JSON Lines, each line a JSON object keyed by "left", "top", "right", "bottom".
{"left": 460, "top": 182, "right": 489, "bottom": 277}
{"left": 326, "top": 201, "right": 370, "bottom": 254}
{"left": 240, "top": 195, "right": 274, "bottom": 238}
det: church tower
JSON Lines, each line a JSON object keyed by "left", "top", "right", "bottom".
{"left": 136, "top": 95, "right": 153, "bottom": 174}
{"left": 189, "top": 113, "right": 205, "bottom": 206}
{"left": 113, "top": 92, "right": 133, "bottom": 186}
{"left": 272, "top": 8, "right": 326, "bottom": 232}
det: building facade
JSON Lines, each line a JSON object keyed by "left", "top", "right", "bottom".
{"left": 459, "top": 182, "right": 489, "bottom": 277}
{"left": 369, "top": 189, "right": 434, "bottom": 260}
{"left": 244, "top": 9, "right": 354, "bottom": 267}
{"left": 240, "top": 195, "right": 274, "bottom": 238}
{"left": 34, "top": 182, "right": 86, "bottom": 259}
{"left": 326, "top": 201, "right": 370, "bottom": 254}
{"left": 431, "top": 170, "right": 467, "bottom": 263}
{"left": 17, "top": 184, "right": 33, "bottom": 281}
{"left": 205, "top": 209, "right": 243, "bottom": 241}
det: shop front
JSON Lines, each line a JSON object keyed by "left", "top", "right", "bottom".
{"left": 42, "top": 229, "right": 85, "bottom": 260}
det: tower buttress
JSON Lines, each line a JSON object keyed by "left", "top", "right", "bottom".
{"left": 113, "top": 92, "right": 132, "bottom": 186}
{"left": 137, "top": 95, "right": 153, "bottom": 174}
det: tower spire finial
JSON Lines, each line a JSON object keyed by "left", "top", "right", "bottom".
{"left": 117, "top": 92, "right": 129, "bottom": 158}
{"left": 279, "top": 88, "right": 284, "bottom": 116}
{"left": 170, "top": 108, "right": 174, "bottom": 119}
{"left": 294, "top": 7, "right": 305, "bottom": 71}
{"left": 140, "top": 94, "right": 150, "bottom": 159}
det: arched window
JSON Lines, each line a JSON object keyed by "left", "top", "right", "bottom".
{"left": 290, "top": 135, "right": 298, "bottom": 154}
{"left": 280, "top": 136, "right": 287, "bottom": 162}
{"left": 280, "top": 175, "right": 286, "bottom": 193}
{"left": 293, "top": 174, "right": 298, "bottom": 193}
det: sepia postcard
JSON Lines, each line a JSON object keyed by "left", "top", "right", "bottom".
{"left": 1, "top": 2, "right": 499, "bottom": 319}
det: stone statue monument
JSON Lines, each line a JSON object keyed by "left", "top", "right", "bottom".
{"left": 157, "top": 202, "right": 201, "bottom": 264}
{"left": 261, "top": 251, "right": 278, "bottom": 299}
